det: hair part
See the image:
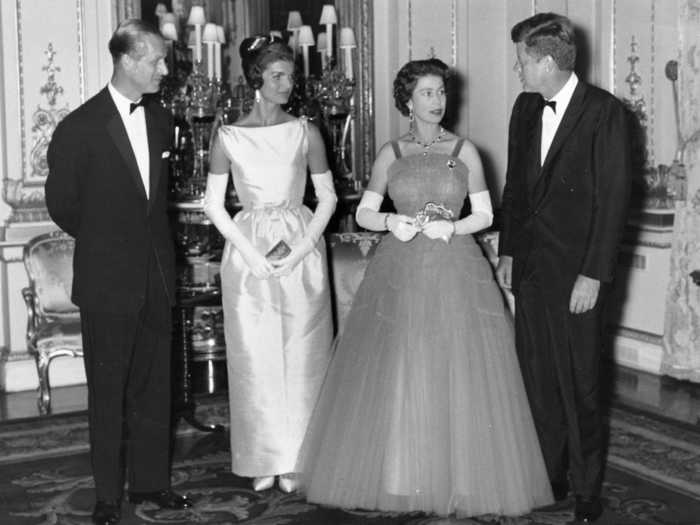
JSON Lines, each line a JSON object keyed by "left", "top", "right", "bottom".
{"left": 511, "top": 12, "right": 577, "bottom": 71}
{"left": 239, "top": 35, "right": 295, "bottom": 90}
{"left": 108, "top": 18, "right": 162, "bottom": 64}
{"left": 393, "top": 58, "right": 451, "bottom": 117}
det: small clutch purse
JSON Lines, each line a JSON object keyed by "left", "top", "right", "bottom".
{"left": 415, "top": 202, "right": 454, "bottom": 228}
{"left": 265, "top": 240, "right": 292, "bottom": 261}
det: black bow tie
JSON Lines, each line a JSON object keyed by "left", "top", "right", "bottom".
{"left": 129, "top": 99, "right": 146, "bottom": 114}
{"left": 542, "top": 99, "right": 556, "bottom": 113}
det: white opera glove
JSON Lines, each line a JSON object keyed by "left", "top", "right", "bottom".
{"left": 271, "top": 170, "right": 337, "bottom": 276}
{"left": 304, "top": 170, "right": 338, "bottom": 244}
{"left": 356, "top": 190, "right": 419, "bottom": 241}
{"left": 453, "top": 190, "right": 494, "bottom": 235}
{"left": 203, "top": 173, "right": 273, "bottom": 279}
{"left": 421, "top": 220, "right": 455, "bottom": 242}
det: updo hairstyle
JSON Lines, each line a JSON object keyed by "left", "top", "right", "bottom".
{"left": 239, "top": 35, "right": 295, "bottom": 90}
{"left": 393, "top": 58, "right": 451, "bottom": 117}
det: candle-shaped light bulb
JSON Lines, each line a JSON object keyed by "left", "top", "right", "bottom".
{"left": 214, "top": 25, "right": 225, "bottom": 80}
{"left": 317, "top": 32, "right": 327, "bottom": 69}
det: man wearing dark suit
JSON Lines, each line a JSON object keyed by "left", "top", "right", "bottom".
{"left": 496, "top": 12, "right": 631, "bottom": 523}
{"left": 45, "top": 19, "right": 190, "bottom": 525}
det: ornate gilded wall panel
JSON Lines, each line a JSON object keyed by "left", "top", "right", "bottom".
{"left": 1, "top": 0, "right": 86, "bottom": 225}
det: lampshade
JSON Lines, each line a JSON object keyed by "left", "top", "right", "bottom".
{"left": 270, "top": 30, "right": 283, "bottom": 40}
{"left": 316, "top": 32, "right": 327, "bottom": 52}
{"left": 339, "top": 27, "right": 356, "bottom": 48}
{"left": 202, "top": 23, "right": 218, "bottom": 42}
{"left": 187, "top": 5, "right": 206, "bottom": 25}
{"left": 298, "top": 25, "right": 315, "bottom": 46}
{"left": 216, "top": 25, "right": 226, "bottom": 44}
{"left": 287, "top": 10, "right": 303, "bottom": 30}
{"left": 161, "top": 21, "right": 178, "bottom": 41}
{"left": 319, "top": 4, "right": 338, "bottom": 25}
{"left": 161, "top": 12, "right": 176, "bottom": 25}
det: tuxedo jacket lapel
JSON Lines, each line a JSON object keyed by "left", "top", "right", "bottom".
{"left": 145, "top": 106, "right": 162, "bottom": 212}
{"left": 104, "top": 93, "right": 148, "bottom": 203}
{"left": 533, "top": 82, "right": 588, "bottom": 206}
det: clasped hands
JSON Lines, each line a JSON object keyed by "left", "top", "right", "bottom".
{"left": 239, "top": 239, "right": 314, "bottom": 279}
{"left": 387, "top": 214, "right": 454, "bottom": 243}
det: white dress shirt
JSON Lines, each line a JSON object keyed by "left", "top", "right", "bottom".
{"left": 541, "top": 72, "right": 578, "bottom": 166}
{"left": 108, "top": 83, "right": 150, "bottom": 198}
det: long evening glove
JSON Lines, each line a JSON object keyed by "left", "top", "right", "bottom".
{"left": 203, "top": 173, "right": 274, "bottom": 279}
{"left": 356, "top": 190, "right": 419, "bottom": 242}
{"left": 271, "top": 170, "right": 337, "bottom": 276}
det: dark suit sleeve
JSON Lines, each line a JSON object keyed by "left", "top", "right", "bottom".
{"left": 45, "top": 119, "right": 84, "bottom": 237}
{"left": 498, "top": 93, "right": 524, "bottom": 257}
{"left": 580, "top": 98, "right": 632, "bottom": 282}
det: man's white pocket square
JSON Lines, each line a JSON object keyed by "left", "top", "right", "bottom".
{"left": 161, "top": 151, "right": 171, "bottom": 159}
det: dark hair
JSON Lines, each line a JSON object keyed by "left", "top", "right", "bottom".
{"left": 393, "top": 59, "right": 450, "bottom": 117}
{"left": 108, "top": 18, "right": 162, "bottom": 63}
{"left": 239, "top": 35, "right": 294, "bottom": 90}
{"left": 511, "top": 12, "right": 576, "bottom": 71}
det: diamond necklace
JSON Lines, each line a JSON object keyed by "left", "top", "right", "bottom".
{"left": 410, "top": 127, "right": 446, "bottom": 155}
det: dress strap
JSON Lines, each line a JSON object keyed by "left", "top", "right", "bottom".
{"left": 451, "top": 138, "right": 466, "bottom": 157}
{"left": 390, "top": 141, "right": 402, "bottom": 159}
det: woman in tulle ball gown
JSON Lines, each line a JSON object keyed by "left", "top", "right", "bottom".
{"left": 203, "top": 35, "right": 337, "bottom": 494}
{"left": 296, "top": 59, "right": 554, "bottom": 519}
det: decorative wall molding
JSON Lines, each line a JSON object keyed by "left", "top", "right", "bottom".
{"left": 2, "top": 1, "right": 86, "bottom": 225}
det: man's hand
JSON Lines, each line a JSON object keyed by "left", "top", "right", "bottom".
{"left": 495, "top": 255, "right": 513, "bottom": 290}
{"left": 569, "top": 274, "right": 600, "bottom": 314}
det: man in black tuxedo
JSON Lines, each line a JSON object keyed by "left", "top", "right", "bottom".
{"left": 496, "top": 12, "right": 631, "bottom": 523}
{"left": 45, "top": 19, "right": 190, "bottom": 525}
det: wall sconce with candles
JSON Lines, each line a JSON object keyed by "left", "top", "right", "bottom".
{"left": 281, "top": 4, "right": 359, "bottom": 210}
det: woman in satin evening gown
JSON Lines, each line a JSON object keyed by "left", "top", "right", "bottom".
{"left": 297, "top": 59, "right": 554, "bottom": 518}
{"left": 203, "top": 36, "right": 336, "bottom": 494}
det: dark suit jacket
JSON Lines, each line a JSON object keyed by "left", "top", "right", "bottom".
{"left": 498, "top": 80, "right": 632, "bottom": 299}
{"left": 45, "top": 87, "right": 175, "bottom": 313}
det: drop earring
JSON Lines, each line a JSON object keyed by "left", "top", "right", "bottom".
{"left": 255, "top": 89, "right": 261, "bottom": 103}
{"left": 409, "top": 108, "right": 414, "bottom": 122}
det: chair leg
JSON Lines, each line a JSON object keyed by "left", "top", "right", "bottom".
{"left": 35, "top": 352, "right": 52, "bottom": 415}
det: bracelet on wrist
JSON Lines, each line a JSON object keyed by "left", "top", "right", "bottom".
{"left": 384, "top": 213, "right": 391, "bottom": 231}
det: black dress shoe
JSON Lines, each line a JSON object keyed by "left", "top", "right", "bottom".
{"left": 551, "top": 480, "right": 569, "bottom": 501}
{"left": 92, "top": 500, "right": 121, "bottom": 524}
{"left": 575, "top": 496, "right": 603, "bottom": 522}
{"left": 128, "top": 489, "right": 192, "bottom": 509}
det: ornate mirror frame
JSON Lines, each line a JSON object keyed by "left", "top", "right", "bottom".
{"left": 115, "top": 0, "right": 375, "bottom": 184}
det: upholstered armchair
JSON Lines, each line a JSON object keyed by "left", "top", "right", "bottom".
{"left": 22, "top": 230, "right": 82, "bottom": 414}
{"left": 327, "top": 232, "right": 383, "bottom": 333}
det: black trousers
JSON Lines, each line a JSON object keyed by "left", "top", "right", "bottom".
{"left": 80, "top": 256, "right": 172, "bottom": 501}
{"left": 514, "top": 273, "right": 606, "bottom": 500}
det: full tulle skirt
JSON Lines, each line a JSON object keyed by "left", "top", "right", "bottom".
{"left": 221, "top": 204, "right": 333, "bottom": 477}
{"left": 296, "top": 233, "right": 553, "bottom": 518}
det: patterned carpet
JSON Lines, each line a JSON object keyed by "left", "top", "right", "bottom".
{"left": 1, "top": 397, "right": 700, "bottom": 525}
